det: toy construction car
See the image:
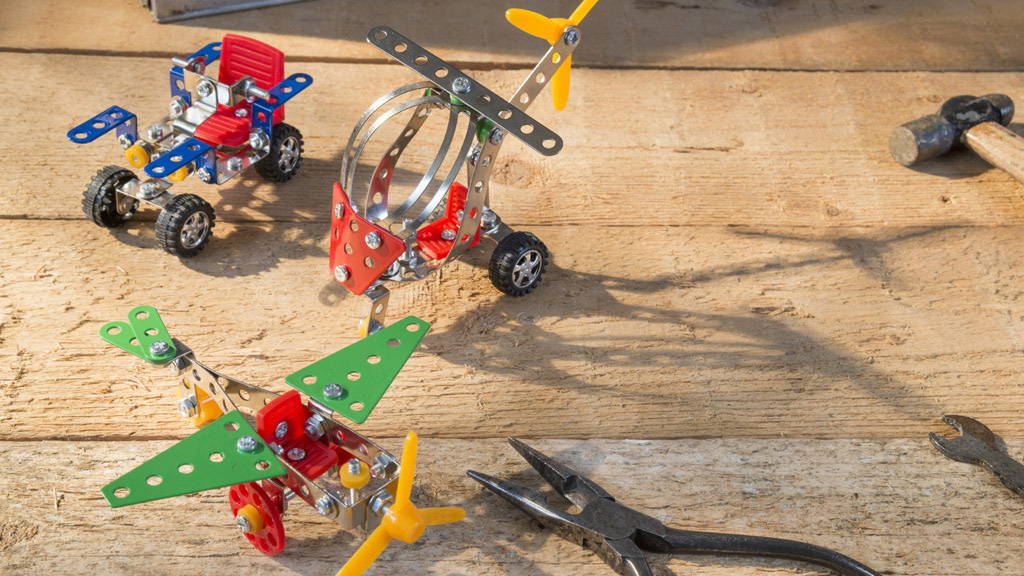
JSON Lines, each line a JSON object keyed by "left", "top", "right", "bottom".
{"left": 67, "top": 34, "right": 312, "bottom": 256}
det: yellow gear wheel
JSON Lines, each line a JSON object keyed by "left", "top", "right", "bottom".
{"left": 167, "top": 165, "right": 190, "bottom": 183}
{"left": 124, "top": 144, "right": 150, "bottom": 168}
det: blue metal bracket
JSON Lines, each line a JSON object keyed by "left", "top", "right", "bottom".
{"left": 251, "top": 73, "right": 314, "bottom": 136}
{"left": 144, "top": 137, "right": 214, "bottom": 180}
{"left": 188, "top": 41, "right": 223, "bottom": 67}
{"left": 67, "top": 106, "right": 138, "bottom": 145}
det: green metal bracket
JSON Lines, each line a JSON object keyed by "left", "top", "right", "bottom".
{"left": 285, "top": 316, "right": 430, "bottom": 424}
{"left": 101, "top": 410, "right": 286, "bottom": 508}
{"left": 100, "top": 305, "right": 177, "bottom": 363}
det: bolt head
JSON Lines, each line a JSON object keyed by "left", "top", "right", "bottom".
{"left": 304, "top": 415, "right": 325, "bottom": 440}
{"left": 248, "top": 130, "right": 268, "bottom": 149}
{"left": 149, "top": 340, "right": 171, "bottom": 356}
{"left": 369, "top": 493, "right": 394, "bottom": 515}
{"left": 334, "top": 266, "right": 350, "bottom": 283}
{"left": 489, "top": 128, "right": 505, "bottom": 144}
{"left": 236, "top": 435, "right": 259, "bottom": 453}
{"left": 286, "top": 447, "right": 306, "bottom": 461}
{"left": 235, "top": 514, "right": 252, "bottom": 533}
{"left": 147, "top": 125, "right": 164, "bottom": 141}
{"left": 197, "top": 80, "right": 215, "bottom": 98}
{"left": 334, "top": 202, "right": 344, "bottom": 219}
{"left": 315, "top": 495, "right": 335, "bottom": 516}
{"left": 197, "top": 168, "right": 212, "bottom": 183}
{"left": 563, "top": 28, "right": 580, "bottom": 46}
{"left": 274, "top": 421, "right": 289, "bottom": 439}
{"left": 117, "top": 134, "right": 133, "bottom": 149}
{"left": 227, "top": 157, "right": 243, "bottom": 172}
{"left": 169, "top": 97, "right": 187, "bottom": 118}
{"left": 177, "top": 395, "right": 198, "bottom": 418}
{"left": 365, "top": 232, "right": 382, "bottom": 249}
{"left": 452, "top": 76, "right": 472, "bottom": 95}
{"left": 323, "top": 383, "right": 344, "bottom": 399}
{"left": 441, "top": 229, "right": 456, "bottom": 241}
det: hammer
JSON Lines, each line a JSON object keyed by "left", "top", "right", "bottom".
{"left": 890, "top": 94, "right": 1024, "bottom": 183}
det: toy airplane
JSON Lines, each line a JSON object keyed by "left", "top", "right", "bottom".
{"left": 329, "top": 1, "right": 601, "bottom": 335}
{"left": 67, "top": 34, "right": 312, "bottom": 256}
{"left": 99, "top": 306, "right": 463, "bottom": 575}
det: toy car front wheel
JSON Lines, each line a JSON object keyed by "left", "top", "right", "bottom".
{"left": 82, "top": 165, "right": 139, "bottom": 228}
{"left": 255, "top": 123, "right": 303, "bottom": 182}
{"left": 489, "top": 231, "right": 549, "bottom": 296}
{"left": 155, "top": 194, "right": 216, "bottom": 257}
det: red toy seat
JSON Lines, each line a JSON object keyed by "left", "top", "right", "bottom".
{"left": 194, "top": 34, "right": 285, "bottom": 148}
{"left": 416, "top": 182, "right": 481, "bottom": 261}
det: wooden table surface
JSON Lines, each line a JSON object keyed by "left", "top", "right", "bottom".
{"left": 1, "top": 1, "right": 1022, "bottom": 575}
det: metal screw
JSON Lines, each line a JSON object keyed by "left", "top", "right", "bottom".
{"left": 147, "top": 124, "right": 164, "bottom": 140}
{"left": 235, "top": 514, "right": 253, "bottom": 533}
{"left": 489, "top": 128, "right": 505, "bottom": 144}
{"left": 334, "top": 202, "right": 344, "bottom": 219}
{"left": 323, "top": 383, "right": 344, "bottom": 399}
{"left": 197, "top": 168, "right": 212, "bottom": 183}
{"left": 365, "top": 232, "right": 382, "bottom": 249}
{"left": 149, "top": 340, "right": 170, "bottom": 356}
{"left": 371, "top": 453, "right": 393, "bottom": 478}
{"left": 177, "top": 394, "right": 198, "bottom": 418}
{"left": 227, "top": 157, "right": 243, "bottom": 172}
{"left": 441, "top": 229, "right": 456, "bottom": 241}
{"left": 248, "top": 130, "right": 268, "bottom": 150}
{"left": 304, "top": 414, "right": 325, "bottom": 440}
{"left": 452, "top": 76, "right": 472, "bottom": 95}
{"left": 117, "top": 134, "right": 133, "bottom": 149}
{"left": 315, "top": 495, "right": 337, "bottom": 517}
{"left": 197, "top": 80, "right": 215, "bottom": 98}
{"left": 139, "top": 182, "right": 160, "bottom": 199}
{"left": 334, "top": 266, "right": 349, "bottom": 283}
{"left": 467, "top": 146, "right": 481, "bottom": 166}
{"left": 481, "top": 207, "right": 499, "bottom": 229}
{"left": 369, "top": 493, "right": 394, "bottom": 515}
{"left": 274, "top": 421, "right": 288, "bottom": 439}
{"left": 236, "top": 435, "right": 259, "bottom": 453}
{"left": 287, "top": 447, "right": 306, "bottom": 461}
{"left": 169, "top": 97, "right": 187, "bottom": 118}
{"left": 234, "top": 107, "right": 249, "bottom": 118}
{"left": 563, "top": 28, "right": 580, "bottom": 46}
{"left": 267, "top": 442, "right": 283, "bottom": 455}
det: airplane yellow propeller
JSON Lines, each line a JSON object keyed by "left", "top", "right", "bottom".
{"left": 505, "top": 0, "right": 601, "bottom": 110}
{"left": 337, "top": 432, "right": 465, "bottom": 576}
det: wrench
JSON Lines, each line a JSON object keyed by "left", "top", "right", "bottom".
{"left": 929, "top": 415, "right": 1024, "bottom": 497}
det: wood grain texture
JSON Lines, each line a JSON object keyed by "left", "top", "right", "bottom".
{"left": 3, "top": 438, "right": 1022, "bottom": 576}
{"left": 4, "top": 0, "right": 1024, "bottom": 71}
{"left": 5, "top": 53, "right": 1024, "bottom": 226}
{"left": 3, "top": 220, "right": 1022, "bottom": 440}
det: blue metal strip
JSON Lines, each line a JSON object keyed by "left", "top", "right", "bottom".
{"left": 188, "top": 41, "right": 222, "bottom": 66}
{"left": 144, "top": 138, "right": 213, "bottom": 180}
{"left": 251, "top": 73, "right": 313, "bottom": 136}
{"left": 169, "top": 66, "right": 191, "bottom": 105}
{"left": 67, "top": 106, "right": 137, "bottom": 145}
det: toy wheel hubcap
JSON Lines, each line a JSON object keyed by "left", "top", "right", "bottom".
{"left": 277, "top": 136, "right": 300, "bottom": 172}
{"left": 512, "top": 249, "right": 542, "bottom": 288}
{"left": 180, "top": 212, "right": 210, "bottom": 249}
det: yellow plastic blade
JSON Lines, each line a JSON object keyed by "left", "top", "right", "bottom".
{"left": 568, "top": 0, "right": 601, "bottom": 25}
{"left": 551, "top": 53, "right": 572, "bottom": 111}
{"left": 506, "top": 8, "right": 561, "bottom": 43}
{"left": 337, "top": 525, "right": 393, "bottom": 576}
{"left": 420, "top": 506, "right": 466, "bottom": 527}
{"left": 396, "top": 431, "right": 418, "bottom": 503}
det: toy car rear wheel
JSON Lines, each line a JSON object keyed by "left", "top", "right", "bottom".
{"left": 82, "top": 165, "right": 139, "bottom": 228}
{"left": 229, "top": 482, "right": 286, "bottom": 556}
{"left": 255, "top": 123, "right": 303, "bottom": 182}
{"left": 155, "top": 194, "right": 216, "bottom": 257}
{"left": 489, "top": 231, "right": 549, "bottom": 296}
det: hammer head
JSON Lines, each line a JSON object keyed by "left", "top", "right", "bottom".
{"left": 889, "top": 94, "right": 1014, "bottom": 166}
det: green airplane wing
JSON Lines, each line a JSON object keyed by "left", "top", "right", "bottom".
{"left": 99, "top": 305, "right": 177, "bottom": 363}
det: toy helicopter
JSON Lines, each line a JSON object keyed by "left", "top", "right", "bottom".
{"left": 330, "top": 1, "right": 601, "bottom": 335}
{"left": 67, "top": 34, "right": 312, "bottom": 256}
{"left": 99, "top": 306, "right": 463, "bottom": 575}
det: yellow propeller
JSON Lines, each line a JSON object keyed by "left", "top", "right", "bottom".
{"left": 337, "top": 432, "right": 465, "bottom": 576}
{"left": 505, "top": 0, "right": 601, "bottom": 110}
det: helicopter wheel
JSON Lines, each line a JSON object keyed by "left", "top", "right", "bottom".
{"left": 488, "top": 231, "right": 549, "bottom": 296}
{"left": 229, "top": 482, "right": 286, "bottom": 555}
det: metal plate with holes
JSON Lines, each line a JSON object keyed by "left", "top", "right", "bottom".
{"left": 101, "top": 410, "right": 286, "bottom": 508}
{"left": 67, "top": 105, "right": 137, "bottom": 144}
{"left": 251, "top": 72, "right": 314, "bottom": 135}
{"left": 144, "top": 137, "right": 213, "bottom": 179}
{"left": 367, "top": 26, "right": 562, "bottom": 156}
{"left": 284, "top": 316, "right": 430, "bottom": 423}
{"left": 329, "top": 181, "right": 406, "bottom": 295}
{"left": 100, "top": 305, "right": 177, "bottom": 364}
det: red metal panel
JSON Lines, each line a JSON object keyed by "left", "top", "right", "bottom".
{"left": 329, "top": 182, "right": 405, "bottom": 295}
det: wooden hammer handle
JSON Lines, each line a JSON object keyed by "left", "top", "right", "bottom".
{"left": 963, "top": 122, "right": 1024, "bottom": 183}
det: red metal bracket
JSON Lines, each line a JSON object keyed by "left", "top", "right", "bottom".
{"left": 415, "top": 182, "right": 481, "bottom": 261}
{"left": 329, "top": 182, "right": 405, "bottom": 295}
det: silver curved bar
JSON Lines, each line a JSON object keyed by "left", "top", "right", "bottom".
{"left": 389, "top": 105, "right": 459, "bottom": 223}
{"left": 364, "top": 101, "right": 434, "bottom": 221}
{"left": 408, "top": 121, "right": 476, "bottom": 231}
{"left": 345, "top": 95, "right": 444, "bottom": 212}
{"left": 341, "top": 81, "right": 436, "bottom": 193}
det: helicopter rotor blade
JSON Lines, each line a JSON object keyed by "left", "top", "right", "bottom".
{"left": 505, "top": 8, "right": 561, "bottom": 43}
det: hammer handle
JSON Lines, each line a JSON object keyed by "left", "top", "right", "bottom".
{"left": 963, "top": 122, "right": 1024, "bottom": 183}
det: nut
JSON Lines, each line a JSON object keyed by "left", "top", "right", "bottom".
{"left": 227, "top": 157, "right": 243, "bottom": 172}
{"left": 177, "top": 394, "right": 198, "bottom": 418}
{"left": 248, "top": 130, "right": 269, "bottom": 150}
{"left": 304, "top": 414, "right": 326, "bottom": 440}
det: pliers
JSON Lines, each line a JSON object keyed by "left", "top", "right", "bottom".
{"left": 467, "top": 438, "right": 880, "bottom": 576}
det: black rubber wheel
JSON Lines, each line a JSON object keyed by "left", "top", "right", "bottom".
{"left": 82, "top": 165, "right": 139, "bottom": 228}
{"left": 488, "top": 231, "right": 549, "bottom": 296}
{"left": 155, "top": 194, "right": 216, "bottom": 257}
{"left": 255, "top": 123, "right": 303, "bottom": 182}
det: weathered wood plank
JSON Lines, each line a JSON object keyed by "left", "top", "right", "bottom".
{"left": 5, "top": 53, "right": 1024, "bottom": 226}
{"left": 3, "top": 220, "right": 1022, "bottom": 440}
{"left": 4, "top": 0, "right": 1024, "bottom": 71}
{"left": 2, "top": 438, "right": 1021, "bottom": 575}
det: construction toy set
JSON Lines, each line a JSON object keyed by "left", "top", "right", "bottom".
{"left": 62, "top": 1, "right": 1024, "bottom": 575}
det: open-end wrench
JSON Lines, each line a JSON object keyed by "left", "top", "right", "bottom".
{"left": 929, "top": 415, "right": 1024, "bottom": 497}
